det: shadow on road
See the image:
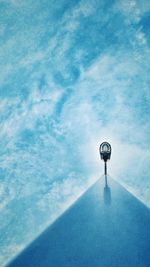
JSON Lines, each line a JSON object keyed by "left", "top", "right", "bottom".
{"left": 103, "top": 175, "right": 111, "bottom": 206}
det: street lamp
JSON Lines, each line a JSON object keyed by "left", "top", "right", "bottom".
{"left": 99, "top": 142, "right": 111, "bottom": 176}
{"left": 99, "top": 142, "right": 111, "bottom": 204}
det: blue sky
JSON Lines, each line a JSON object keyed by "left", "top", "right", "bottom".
{"left": 0, "top": 0, "right": 150, "bottom": 265}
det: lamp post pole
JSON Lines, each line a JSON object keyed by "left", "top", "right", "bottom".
{"left": 104, "top": 161, "right": 107, "bottom": 176}
{"left": 104, "top": 161, "right": 108, "bottom": 187}
{"left": 99, "top": 142, "right": 111, "bottom": 187}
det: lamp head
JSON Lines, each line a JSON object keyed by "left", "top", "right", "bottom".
{"left": 99, "top": 142, "right": 111, "bottom": 162}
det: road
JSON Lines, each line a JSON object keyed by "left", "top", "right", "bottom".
{"left": 7, "top": 176, "right": 150, "bottom": 267}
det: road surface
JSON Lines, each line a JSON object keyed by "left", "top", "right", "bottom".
{"left": 7, "top": 177, "right": 150, "bottom": 267}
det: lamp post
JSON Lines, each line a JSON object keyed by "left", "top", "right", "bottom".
{"left": 99, "top": 142, "right": 111, "bottom": 186}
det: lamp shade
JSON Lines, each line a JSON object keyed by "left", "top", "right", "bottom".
{"left": 99, "top": 142, "right": 111, "bottom": 161}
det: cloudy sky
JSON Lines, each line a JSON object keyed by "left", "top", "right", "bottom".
{"left": 0, "top": 0, "right": 150, "bottom": 265}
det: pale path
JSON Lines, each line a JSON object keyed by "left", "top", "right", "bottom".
{"left": 7, "top": 177, "right": 150, "bottom": 267}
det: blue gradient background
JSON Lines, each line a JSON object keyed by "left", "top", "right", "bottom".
{"left": 0, "top": 0, "right": 150, "bottom": 265}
